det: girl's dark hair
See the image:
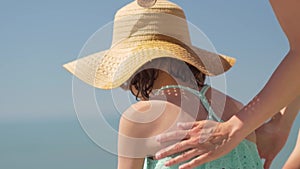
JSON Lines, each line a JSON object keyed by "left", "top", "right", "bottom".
{"left": 126, "top": 58, "right": 206, "bottom": 100}
{"left": 129, "top": 68, "right": 159, "bottom": 100}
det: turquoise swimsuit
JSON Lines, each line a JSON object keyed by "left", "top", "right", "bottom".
{"left": 143, "top": 85, "right": 263, "bottom": 169}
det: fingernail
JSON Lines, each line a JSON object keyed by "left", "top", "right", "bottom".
{"left": 165, "top": 161, "right": 170, "bottom": 166}
{"left": 155, "top": 135, "right": 161, "bottom": 142}
{"left": 155, "top": 153, "right": 161, "bottom": 159}
{"left": 177, "top": 122, "right": 184, "bottom": 127}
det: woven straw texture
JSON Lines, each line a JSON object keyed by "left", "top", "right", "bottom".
{"left": 63, "top": 0, "right": 236, "bottom": 89}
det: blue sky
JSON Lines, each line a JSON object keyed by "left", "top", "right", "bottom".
{"left": 0, "top": 0, "right": 288, "bottom": 119}
{"left": 0, "top": 0, "right": 299, "bottom": 168}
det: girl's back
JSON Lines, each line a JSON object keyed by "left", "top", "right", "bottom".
{"left": 118, "top": 85, "right": 262, "bottom": 169}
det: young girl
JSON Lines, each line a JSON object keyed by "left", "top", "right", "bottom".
{"left": 118, "top": 58, "right": 262, "bottom": 169}
{"left": 63, "top": 0, "right": 263, "bottom": 168}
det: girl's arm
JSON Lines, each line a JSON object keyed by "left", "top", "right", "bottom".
{"left": 118, "top": 101, "right": 174, "bottom": 169}
{"left": 118, "top": 106, "right": 148, "bottom": 169}
{"left": 118, "top": 156, "right": 144, "bottom": 169}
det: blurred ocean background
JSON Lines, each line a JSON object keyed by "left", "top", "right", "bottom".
{"left": 1, "top": 118, "right": 119, "bottom": 169}
{"left": 1, "top": 0, "right": 299, "bottom": 169}
{"left": 1, "top": 116, "right": 300, "bottom": 169}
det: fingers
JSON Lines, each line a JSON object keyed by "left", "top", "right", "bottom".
{"left": 177, "top": 122, "right": 198, "bottom": 130}
{"left": 164, "top": 149, "right": 202, "bottom": 166}
{"left": 156, "top": 130, "right": 190, "bottom": 143}
{"left": 178, "top": 153, "right": 211, "bottom": 169}
{"left": 178, "top": 120, "right": 218, "bottom": 134}
{"left": 155, "top": 140, "right": 192, "bottom": 159}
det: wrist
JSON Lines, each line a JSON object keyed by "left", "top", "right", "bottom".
{"left": 224, "top": 115, "right": 247, "bottom": 142}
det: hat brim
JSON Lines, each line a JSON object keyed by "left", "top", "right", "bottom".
{"left": 63, "top": 38, "right": 235, "bottom": 89}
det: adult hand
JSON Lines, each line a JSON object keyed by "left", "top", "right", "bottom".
{"left": 255, "top": 113, "right": 291, "bottom": 169}
{"left": 155, "top": 120, "right": 244, "bottom": 169}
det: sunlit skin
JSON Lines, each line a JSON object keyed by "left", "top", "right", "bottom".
{"left": 117, "top": 71, "right": 257, "bottom": 169}
{"left": 283, "top": 129, "right": 300, "bottom": 169}
{"left": 155, "top": 0, "right": 300, "bottom": 168}
{"left": 256, "top": 97, "right": 300, "bottom": 169}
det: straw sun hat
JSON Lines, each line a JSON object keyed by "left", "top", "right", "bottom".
{"left": 63, "top": 0, "right": 236, "bottom": 89}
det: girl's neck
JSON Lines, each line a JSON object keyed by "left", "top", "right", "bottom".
{"left": 153, "top": 71, "right": 199, "bottom": 90}
{"left": 152, "top": 71, "right": 178, "bottom": 89}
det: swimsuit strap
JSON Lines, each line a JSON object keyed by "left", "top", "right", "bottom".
{"left": 198, "top": 85, "right": 222, "bottom": 122}
{"left": 155, "top": 85, "right": 222, "bottom": 122}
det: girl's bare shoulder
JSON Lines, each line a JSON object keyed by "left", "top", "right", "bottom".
{"left": 207, "top": 87, "right": 244, "bottom": 120}
{"left": 119, "top": 100, "right": 191, "bottom": 156}
{"left": 119, "top": 100, "right": 183, "bottom": 138}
